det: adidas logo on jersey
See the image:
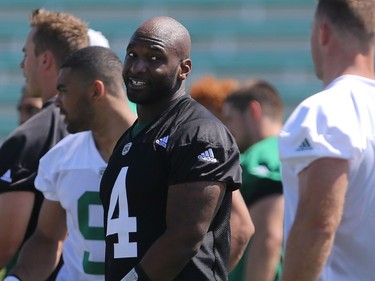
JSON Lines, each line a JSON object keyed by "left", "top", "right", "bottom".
{"left": 198, "top": 148, "right": 218, "bottom": 163}
{"left": 155, "top": 136, "right": 169, "bottom": 148}
{"left": 297, "top": 138, "right": 313, "bottom": 151}
{"left": 0, "top": 169, "right": 12, "bottom": 183}
{"left": 122, "top": 142, "right": 132, "bottom": 156}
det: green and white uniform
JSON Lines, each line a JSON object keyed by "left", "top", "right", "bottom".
{"left": 36, "top": 131, "right": 106, "bottom": 281}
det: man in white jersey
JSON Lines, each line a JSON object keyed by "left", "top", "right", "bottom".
{"left": 5, "top": 46, "right": 135, "bottom": 281}
{"left": 278, "top": 1, "right": 375, "bottom": 281}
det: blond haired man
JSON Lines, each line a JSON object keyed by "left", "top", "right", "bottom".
{"left": 0, "top": 9, "right": 88, "bottom": 279}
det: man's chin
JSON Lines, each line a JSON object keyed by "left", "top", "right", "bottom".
{"left": 25, "top": 87, "right": 42, "bottom": 99}
{"left": 67, "top": 124, "right": 89, "bottom": 134}
{"left": 128, "top": 94, "right": 161, "bottom": 106}
{"left": 66, "top": 127, "right": 77, "bottom": 134}
{"left": 66, "top": 123, "right": 77, "bottom": 134}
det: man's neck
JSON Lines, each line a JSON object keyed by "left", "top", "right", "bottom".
{"left": 92, "top": 105, "right": 136, "bottom": 162}
{"left": 137, "top": 88, "right": 186, "bottom": 124}
{"left": 322, "top": 48, "right": 375, "bottom": 87}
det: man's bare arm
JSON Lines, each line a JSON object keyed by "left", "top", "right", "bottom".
{"left": 281, "top": 158, "right": 348, "bottom": 281}
{"left": 0, "top": 191, "right": 35, "bottom": 268}
{"left": 228, "top": 190, "right": 253, "bottom": 272}
{"left": 10, "top": 199, "right": 67, "bottom": 281}
{"left": 245, "top": 194, "right": 283, "bottom": 281}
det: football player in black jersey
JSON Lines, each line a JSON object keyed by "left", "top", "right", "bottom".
{"left": 100, "top": 16, "right": 250, "bottom": 281}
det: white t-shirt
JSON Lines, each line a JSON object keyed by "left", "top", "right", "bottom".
{"left": 279, "top": 75, "right": 375, "bottom": 281}
{"left": 35, "top": 131, "right": 107, "bottom": 281}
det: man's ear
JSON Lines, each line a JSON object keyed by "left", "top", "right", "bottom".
{"left": 39, "top": 50, "right": 55, "bottom": 71}
{"left": 248, "top": 100, "right": 262, "bottom": 121}
{"left": 178, "top": 58, "right": 192, "bottom": 80}
{"left": 319, "top": 21, "right": 330, "bottom": 47}
{"left": 92, "top": 80, "right": 105, "bottom": 101}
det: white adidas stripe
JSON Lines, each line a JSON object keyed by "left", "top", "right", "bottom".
{"left": 198, "top": 148, "right": 218, "bottom": 163}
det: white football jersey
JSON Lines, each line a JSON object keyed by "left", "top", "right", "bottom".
{"left": 36, "top": 131, "right": 106, "bottom": 281}
{"left": 279, "top": 75, "right": 375, "bottom": 281}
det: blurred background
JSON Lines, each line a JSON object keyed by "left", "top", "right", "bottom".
{"left": 0, "top": 0, "right": 320, "bottom": 143}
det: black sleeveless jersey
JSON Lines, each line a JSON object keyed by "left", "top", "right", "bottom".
{"left": 100, "top": 95, "right": 241, "bottom": 281}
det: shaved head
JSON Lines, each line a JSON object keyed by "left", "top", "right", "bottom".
{"left": 123, "top": 16, "right": 192, "bottom": 106}
{"left": 133, "top": 16, "right": 191, "bottom": 59}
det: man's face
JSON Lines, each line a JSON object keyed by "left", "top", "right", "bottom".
{"left": 122, "top": 31, "right": 181, "bottom": 105}
{"left": 17, "top": 95, "right": 42, "bottom": 124}
{"left": 20, "top": 28, "right": 43, "bottom": 98}
{"left": 56, "top": 67, "right": 94, "bottom": 133}
{"left": 222, "top": 102, "right": 253, "bottom": 153}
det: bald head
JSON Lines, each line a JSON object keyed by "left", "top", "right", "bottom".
{"left": 133, "top": 16, "right": 191, "bottom": 59}
{"left": 124, "top": 16, "right": 192, "bottom": 106}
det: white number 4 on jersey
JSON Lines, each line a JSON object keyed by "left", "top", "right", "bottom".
{"left": 106, "top": 167, "right": 138, "bottom": 258}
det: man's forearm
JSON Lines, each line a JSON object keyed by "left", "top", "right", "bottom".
{"left": 139, "top": 232, "right": 199, "bottom": 281}
{"left": 0, "top": 191, "right": 36, "bottom": 268}
{"left": 228, "top": 233, "right": 250, "bottom": 272}
{"left": 245, "top": 235, "right": 282, "bottom": 281}
{"left": 281, "top": 158, "right": 349, "bottom": 281}
{"left": 246, "top": 195, "right": 284, "bottom": 281}
{"left": 10, "top": 234, "right": 63, "bottom": 281}
{"left": 280, "top": 220, "right": 335, "bottom": 281}
{"left": 228, "top": 190, "right": 253, "bottom": 272}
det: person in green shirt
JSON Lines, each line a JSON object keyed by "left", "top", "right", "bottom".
{"left": 223, "top": 79, "right": 284, "bottom": 281}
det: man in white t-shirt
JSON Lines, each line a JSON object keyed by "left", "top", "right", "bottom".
{"left": 5, "top": 46, "right": 135, "bottom": 281}
{"left": 278, "top": 1, "right": 375, "bottom": 281}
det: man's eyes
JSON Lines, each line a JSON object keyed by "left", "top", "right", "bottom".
{"left": 126, "top": 52, "right": 163, "bottom": 62}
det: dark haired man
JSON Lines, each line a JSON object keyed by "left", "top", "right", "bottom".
{"left": 6, "top": 46, "right": 135, "bottom": 281}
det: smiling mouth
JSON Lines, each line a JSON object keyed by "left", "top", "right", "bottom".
{"left": 129, "top": 78, "right": 147, "bottom": 87}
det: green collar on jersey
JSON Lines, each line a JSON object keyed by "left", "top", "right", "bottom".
{"left": 131, "top": 120, "right": 151, "bottom": 138}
